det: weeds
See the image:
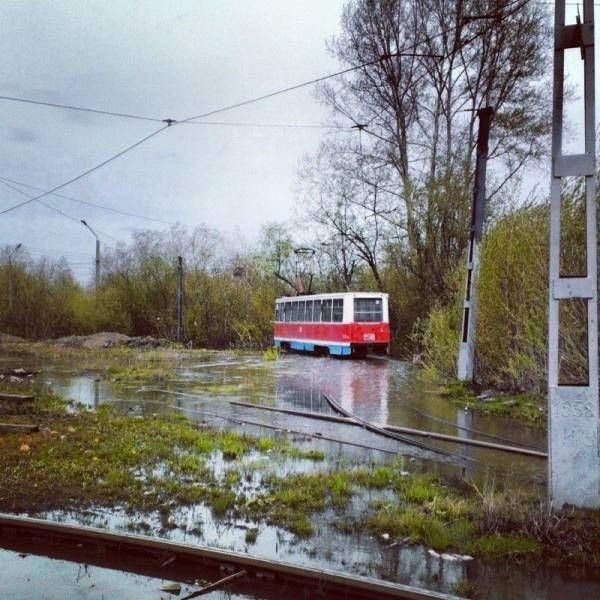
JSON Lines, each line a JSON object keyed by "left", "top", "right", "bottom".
{"left": 262, "top": 347, "right": 279, "bottom": 361}
{"left": 2, "top": 380, "right": 600, "bottom": 566}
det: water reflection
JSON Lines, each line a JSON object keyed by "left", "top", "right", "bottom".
{"left": 273, "top": 357, "right": 392, "bottom": 424}
{"left": 3, "top": 351, "right": 591, "bottom": 598}
{"left": 274, "top": 380, "right": 335, "bottom": 415}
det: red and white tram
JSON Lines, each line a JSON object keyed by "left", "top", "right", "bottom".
{"left": 273, "top": 292, "right": 390, "bottom": 357}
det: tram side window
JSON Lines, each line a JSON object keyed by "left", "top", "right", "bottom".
{"left": 275, "top": 304, "right": 280, "bottom": 321}
{"left": 354, "top": 297, "right": 383, "bottom": 322}
{"left": 332, "top": 298, "right": 343, "bottom": 322}
{"left": 291, "top": 301, "right": 299, "bottom": 321}
{"left": 298, "top": 300, "right": 305, "bottom": 321}
{"left": 284, "top": 302, "right": 292, "bottom": 322}
{"left": 313, "top": 300, "right": 321, "bottom": 322}
{"left": 305, "top": 300, "right": 313, "bottom": 322}
{"left": 321, "top": 299, "right": 332, "bottom": 322}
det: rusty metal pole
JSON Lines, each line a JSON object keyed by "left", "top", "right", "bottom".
{"left": 548, "top": 0, "right": 600, "bottom": 508}
{"left": 457, "top": 107, "right": 493, "bottom": 381}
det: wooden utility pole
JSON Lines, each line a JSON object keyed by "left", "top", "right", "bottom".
{"left": 176, "top": 256, "right": 184, "bottom": 343}
{"left": 548, "top": 0, "right": 600, "bottom": 507}
{"left": 457, "top": 106, "right": 493, "bottom": 381}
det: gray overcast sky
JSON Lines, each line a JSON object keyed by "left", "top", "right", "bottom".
{"left": 0, "top": 2, "right": 594, "bottom": 283}
{"left": 0, "top": 0, "right": 346, "bottom": 281}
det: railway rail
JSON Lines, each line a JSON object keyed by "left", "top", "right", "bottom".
{"left": 0, "top": 514, "right": 464, "bottom": 600}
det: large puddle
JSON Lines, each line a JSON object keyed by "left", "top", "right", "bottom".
{"left": 3, "top": 350, "right": 598, "bottom": 598}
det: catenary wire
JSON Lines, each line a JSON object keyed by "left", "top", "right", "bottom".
{"left": 0, "top": 175, "right": 174, "bottom": 226}
{"left": 0, "top": 125, "right": 169, "bottom": 216}
{"left": 0, "top": 95, "right": 354, "bottom": 130}
{"left": 0, "top": 12, "right": 517, "bottom": 221}
{"left": 0, "top": 178, "right": 119, "bottom": 242}
{"left": 0, "top": 95, "right": 164, "bottom": 123}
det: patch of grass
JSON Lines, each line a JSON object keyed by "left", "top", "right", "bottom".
{"left": 245, "top": 528, "right": 258, "bottom": 544}
{"left": 354, "top": 465, "right": 394, "bottom": 489}
{"left": 467, "top": 534, "right": 539, "bottom": 558}
{"left": 286, "top": 447, "right": 325, "bottom": 461}
{"left": 288, "top": 515, "right": 313, "bottom": 537}
{"left": 440, "top": 380, "right": 546, "bottom": 428}
{"left": 210, "top": 489, "right": 238, "bottom": 517}
{"left": 262, "top": 347, "right": 280, "bottom": 361}
{"left": 107, "top": 365, "right": 172, "bottom": 382}
{"left": 246, "top": 471, "right": 352, "bottom": 537}
{"left": 455, "top": 578, "right": 480, "bottom": 599}
{"left": 191, "top": 383, "right": 241, "bottom": 395}
{"left": 257, "top": 437, "right": 275, "bottom": 452}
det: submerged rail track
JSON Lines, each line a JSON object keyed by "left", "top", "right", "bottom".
{"left": 0, "top": 514, "right": 464, "bottom": 600}
{"left": 229, "top": 400, "right": 547, "bottom": 458}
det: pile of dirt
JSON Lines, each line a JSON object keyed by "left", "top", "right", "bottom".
{"left": 0, "top": 332, "right": 27, "bottom": 343}
{"left": 50, "top": 332, "right": 169, "bottom": 349}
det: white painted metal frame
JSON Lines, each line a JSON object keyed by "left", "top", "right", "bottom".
{"left": 548, "top": 0, "right": 600, "bottom": 507}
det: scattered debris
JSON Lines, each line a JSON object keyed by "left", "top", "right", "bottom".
{"left": 160, "top": 555, "right": 176, "bottom": 568}
{"left": 440, "top": 553, "right": 459, "bottom": 561}
{"left": 0, "top": 332, "right": 26, "bottom": 343}
{"left": 0, "top": 393, "right": 35, "bottom": 402}
{"left": 0, "top": 424, "right": 39, "bottom": 434}
{"left": 160, "top": 581, "right": 182, "bottom": 594}
{"left": 181, "top": 569, "right": 246, "bottom": 599}
{"left": 49, "top": 332, "right": 170, "bottom": 349}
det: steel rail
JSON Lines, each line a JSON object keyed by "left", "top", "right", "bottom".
{"left": 396, "top": 397, "right": 545, "bottom": 450}
{"left": 0, "top": 514, "right": 464, "bottom": 600}
{"left": 116, "top": 395, "right": 402, "bottom": 456}
{"left": 322, "top": 394, "right": 472, "bottom": 462}
{"left": 228, "top": 400, "right": 547, "bottom": 459}
{"left": 130, "top": 391, "right": 543, "bottom": 478}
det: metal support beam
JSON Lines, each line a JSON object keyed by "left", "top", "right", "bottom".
{"left": 548, "top": 0, "right": 600, "bottom": 508}
{"left": 457, "top": 107, "right": 493, "bottom": 381}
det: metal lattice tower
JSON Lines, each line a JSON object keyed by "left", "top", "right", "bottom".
{"left": 548, "top": 0, "right": 599, "bottom": 508}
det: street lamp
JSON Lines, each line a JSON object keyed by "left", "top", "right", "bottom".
{"left": 7, "top": 243, "right": 22, "bottom": 311}
{"left": 8, "top": 242, "right": 22, "bottom": 261}
{"left": 81, "top": 219, "right": 100, "bottom": 291}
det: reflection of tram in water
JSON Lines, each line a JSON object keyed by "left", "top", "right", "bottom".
{"left": 275, "top": 359, "right": 391, "bottom": 424}
{"left": 273, "top": 292, "right": 390, "bottom": 357}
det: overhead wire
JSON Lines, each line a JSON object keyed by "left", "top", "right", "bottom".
{"left": 0, "top": 95, "right": 352, "bottom": 130}
{"left": 0, "top": 125, "right": 169, "bottom": 217}
{"left": 0, "top": 94, "right": 164, "bottom": 123}
{"left": 0, "top": 175, "right": 175, "bottom": 226}
{"left": 0, "top": 50, "right": 444, "bottom": 225}
{"left": 0, "top": 178, "right": 119, "bottom": 242}
{"left": 0, "top": 11, "right": 518, "bottom": 225}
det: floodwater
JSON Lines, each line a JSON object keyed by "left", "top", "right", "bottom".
{"left": 0, "top": 547, "right": 264, "bottom": 599}
{"left": 42, "top": 352, "right": 547, "bottom": 483}
{"left": 3, "top": 350, "right": 599, "bottom": 598}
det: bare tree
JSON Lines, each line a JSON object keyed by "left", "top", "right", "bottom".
{"left": 301, "top": 0, "right": 550, "bottom": 307}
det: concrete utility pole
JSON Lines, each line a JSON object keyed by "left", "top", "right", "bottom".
{"left": 457, "top": 106, "right": 493, "bottom": 381}
{"left": 176, "top": 256, "right": 184, "bottom": 343}
{"left": 548, "top": 0, "right": 600, "bottom": 508}
{"left": 81, "top": 219, "right": 100, "bottom": 292}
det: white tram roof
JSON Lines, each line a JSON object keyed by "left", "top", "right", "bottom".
{"left": 276, "top": 291, "right": 388, "bottom": 303}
